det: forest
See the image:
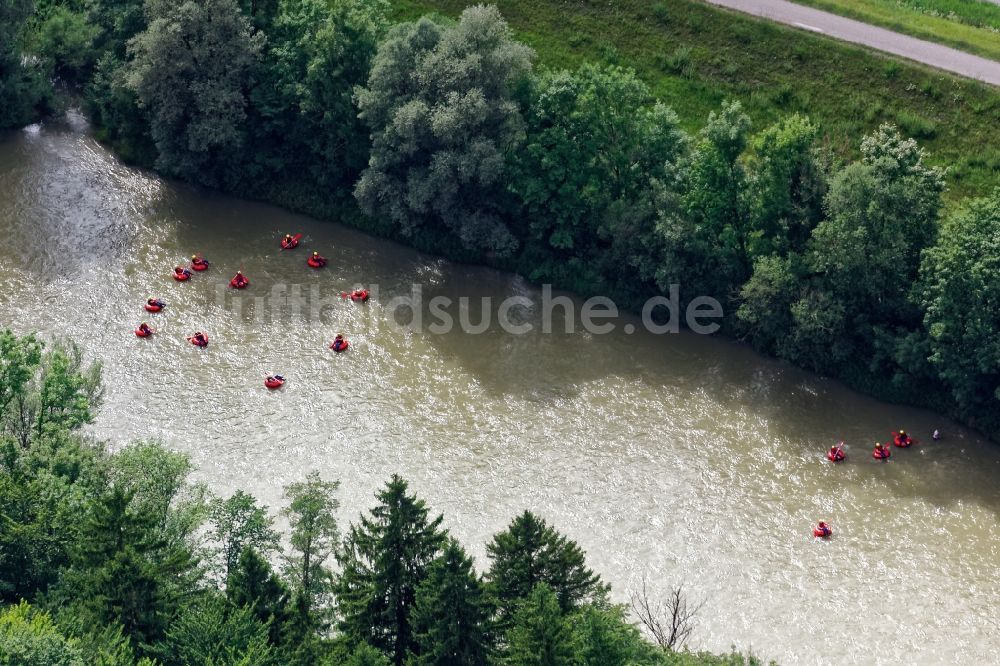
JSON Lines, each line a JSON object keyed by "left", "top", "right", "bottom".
{"left": 1, "top": 0, "right": 998, "bottom": 436}
{"left": 0, "top": 330, "right": 766, "bottom": 664}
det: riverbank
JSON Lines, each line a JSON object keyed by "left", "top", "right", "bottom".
{"left": 391, "top": 0, "right": 1000, "bottom": 199}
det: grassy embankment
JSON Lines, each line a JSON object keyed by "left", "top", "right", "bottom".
{"left": 391, "top": 0, "right": 1000, "bottom": 200}
{"left": 791, "top": 0, "right": 1000, "bottom": 62}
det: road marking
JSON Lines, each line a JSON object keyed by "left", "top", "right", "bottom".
{"left": 792, "top": 21, "right": 825, "bottom": 33}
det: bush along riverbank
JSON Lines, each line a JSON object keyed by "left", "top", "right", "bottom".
{"left": 0, "top": 330, "right": 772, "bottom": 665}
{"left": 3, "top": 0, "right": 999, "bottom": 438}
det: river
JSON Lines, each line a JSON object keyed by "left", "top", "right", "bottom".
{"left": 1, "top": 114, "right": 997, "bottom": 665}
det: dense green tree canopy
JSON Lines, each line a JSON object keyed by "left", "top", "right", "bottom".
{"left": 486, "top": 511, "right": 607, "bottom": 632}
{"left": 410, "top": 539, "right": 493, "bottom": 666}
{"left": 917, "top": 190, "right": 1000, "bottom": 424}
{"left": 280, "top": 471, "right": 340, "bottom": 615}
{"left": 510, "top": 63, "right": 688, "bottom": 291}
{"left": 126, "top": 0, "right": 264, "bottom": 185}
{"left": 355, "top": 5, "right": 534, "bottom": 256}
{"left": 334, "top": 475, "right": 445, "bottom": 665}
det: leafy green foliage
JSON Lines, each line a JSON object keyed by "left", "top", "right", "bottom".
{"left": 241, "top": 0, "right": 388, "bottom": 207}
{"left": 0, "top": 0, "right": 53, "bottom": 128}
{"left": 157, "top": 594, "right": 276, "bottom": 666}
{"left": 570, "top": 603, "right": 667, "bottom": 666}
{"left": 29, "top": 6, "right": 100, "bottom": 83}
{"left": 658, "top": 100, "right": 753, "bottom": 304}
{"left": 916, "top": 190, "right": 1000, "bottom": 426}
{"left": 210, "top": 490, "right": 280, "bottom": 581}
{"left": 125, "top": 0, "right": 264, "bottom": 185}
{"left": 0, "top": 601, "right": 84, "bottom": 666}
{"left": 354, "top": 5, "right": 534, "bottom": 256}
{"left": 281, "top": 471, "right": 340, "bottom": 615}
{"left": 502, "top": 583, "right": 577, "bottom": 666}
{"left": 509, "top": 63, "right": 688, "bottom": 292}
{"left": 226, "top": 548, "right": 294, "bottom": 648}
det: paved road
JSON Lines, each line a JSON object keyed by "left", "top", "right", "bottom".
{"left": 704, "top": 0, "right": 1000, "bottom": 86}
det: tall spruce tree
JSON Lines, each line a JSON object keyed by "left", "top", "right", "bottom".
{"left": 486, "top": 511, "right": 607, "bottom": 632}
{"left": 502, "top": 583, "right": 577, "bottom": 666}
{"left": 58, "top": 485, "right": 196, "bottom": 654}
{"left": 227, "top": 548, "right": 293, "bottom": 647}
{"left": 410, "top": 539, "right": 493, "bottom": 666}
{"left": 334, "top": 475, "right": 445, "bottom": 666}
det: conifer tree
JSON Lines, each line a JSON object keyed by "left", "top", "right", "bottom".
{"left": 334, "top": 475, "right": 446, "bottom": 666}
{"left": 503, "top": 583, "right": 578, "bottom": 666}
{"left": 410, "top": 539, "right": 493, "bottom": 666}
{"left": 486, "top": 511, "right": 606, "bottom": 632}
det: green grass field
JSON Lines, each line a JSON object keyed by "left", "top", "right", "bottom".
{"left": 792, "top": 0, "right": 1000, "bottom": 61}
{"left": 391, "top": 0, "right": 1000, "bottom": 200}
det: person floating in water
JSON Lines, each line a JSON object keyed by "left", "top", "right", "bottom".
{"left": 873, "top": 441, "right": 891, "bottom": 460}
{"left": 191, "top": 254, "right": 209, "bottom": 270}
{"left": 307, "top": 251, "right": 327, "bottom": 268}
{"left": 230, "top": 271, "right": 249, "bottom": 289}
{"left": 814, "top": 521, "right": 832, "bottom": 538}
{"left": 330, "top": 333, "right": 349, "bottom": 352}
{"left": 827, "top": 442, "right": 846, "bottom": 462}
{"left": 894, "top": 430, "right": 914, "bottom": 448}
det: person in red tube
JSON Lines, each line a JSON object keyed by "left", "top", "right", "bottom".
{"left": 814, "top": 521, "right": 832, "bottom": 538}
{"left": 827, "top": 442, "right": 845, "bottom": 462}
{"left": 330, "top": 333, "right": 349, "bottom": 352}
{"left": 230, "top": 271, "right": 249, "bottom": 289}
{"left": 873, "top": 441, "right": 891, "bottom": 460}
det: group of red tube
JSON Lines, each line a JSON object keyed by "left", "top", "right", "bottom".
{"left": 815, "top": 429, "right": 927, "bottom": 538}
{"left": 135, "top": 233, "right": 369, "bottom": 388}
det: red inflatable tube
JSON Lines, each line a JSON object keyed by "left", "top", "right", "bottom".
{"left": 173, "top": 267, "right": 191, "bottom": 281}
{"left": 330, "top": 339, "right": 349, "bottom": 353}
{"left": 135, "top": 326, "right": 153, "bottom": 338}
{"left": 813, "top": 525, "right": 832, "bottom": 538}
{"left": 145, "top": 301, "right": 164, "bottom": 313}
{"left": 827, "top": 449, "right": 845, "bottom": 462}
{"left": 191, "top": 258, "right": 209, "bottom": 271}
{"left": 281, "top": 233, "right": 302, "bottom": 250}
{"left": 345, "top": 289, "right": 369, "bottom": 302}
{"left": 307, "top": 256, "right": 327, "bottom": 269}
{"left": 873, "top": 447, "right": 891, "bottom": 460}
{"left": 188, "top": 333, "right": 209, "bottom": 347}
{"left": 230, "top": 274, "right": 249, "bottom": 289}
{"left": 264, "top": 376, "right": 285, "bottom": 389}
{"left": 892, "top": 431, "right": 916, "bottom": 448}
